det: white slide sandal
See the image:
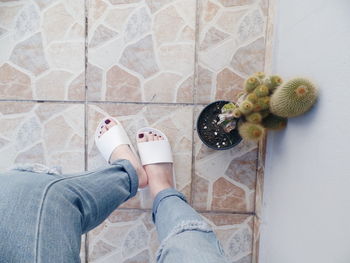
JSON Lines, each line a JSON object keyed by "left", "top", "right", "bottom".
{"left": 136, "top": 127, "right": 176, "bottom": 187}
{"left": 94, "top": 117, "right": 136, "bottom": 163}
{"left": 136, "top": 127, "right": 173, "bottom": 165}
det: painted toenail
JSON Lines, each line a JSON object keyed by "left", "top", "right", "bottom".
{"left": 138, "top": 133, "right": 144, "bottom": 138}
{"left": 105, "top": 119, "right": 110, "bottom": 124}
{"left": 154, "top": 134, "right": 157, "bottom": 136}
{"left": 149, "top": 131, "right": 152, "bottom": 134}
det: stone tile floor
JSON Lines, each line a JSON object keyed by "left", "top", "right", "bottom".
{"left": 0, "top": 0, "right": 272, "bottom": 262}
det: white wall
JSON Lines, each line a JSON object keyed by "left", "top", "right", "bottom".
{"left": 259, "top": 0, "right": 350, "bottom": 262}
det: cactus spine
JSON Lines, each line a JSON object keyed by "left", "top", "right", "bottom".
{"left": 270, "top": 78, "right": 318, "bottom": 117}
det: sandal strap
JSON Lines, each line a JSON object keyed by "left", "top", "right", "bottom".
{"left": 137, "top": 140, "right": 173, "bottom": 165}
{"left": 95, "top": 123, "right": 132, "bottom": 162}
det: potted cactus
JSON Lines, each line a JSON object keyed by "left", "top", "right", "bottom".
{"left": 197, "top": 72, "right": 318, "bottom": 148}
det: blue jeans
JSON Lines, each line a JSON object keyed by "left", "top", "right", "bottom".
{"left": 0, "top": 160, "right": 228, "bottom": 263}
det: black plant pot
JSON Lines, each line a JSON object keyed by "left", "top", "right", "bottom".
{"left": 197, "top": 100, "right": 242, "bottom": 150}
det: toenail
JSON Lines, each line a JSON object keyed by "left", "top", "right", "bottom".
{"left": 149, "top": 131, "right": 152, "bottom": 134}
{"left": 105, "top": 119, "right": 110, "bottom": 124}
{"left": 138, "top": 133, "right": 144, "bottom": 138}
{"left": 154, "top": 134, "right": 157, "bottom": 136}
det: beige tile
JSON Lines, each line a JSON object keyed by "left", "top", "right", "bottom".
{"left": 192, "top": 106, "right": 258, "bottom": 213}
{"left": 87, "top": 0, "right": 195, "bottom": 103}
{"left": 0, "top": 102, "right": 84, "bottom": 173}
{"left": 0, "top": 0, "right": 85, "bottom": 101}
{"left": 87, "top": 210, "right": 159, "bottom": 262}
{"left": 87, "top": 103, "right": 193, "bottom": 209}
{"left": 196, "top": 0, "right": 268, "bottom": 103}
{"left": 87, "top": 209, "right": 253, "bottom": 262}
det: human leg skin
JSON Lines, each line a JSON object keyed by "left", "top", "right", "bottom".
{"left": 0, "top": 159, "right": 138, "bottom": 263}
{"left": 137, "top": 131, "right": 229, "bottom": 263}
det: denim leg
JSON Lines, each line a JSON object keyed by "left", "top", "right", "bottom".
{"left": 0, "top": 159, "right": 138, "bottom": 263}
{"left": 152, "top": 188, "right": 229, "bottom": 263}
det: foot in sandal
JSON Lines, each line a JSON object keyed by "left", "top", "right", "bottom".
{"left": 95, "top": 118, "right": 148, "bottom": 188}
{"left": 136, "top": 128, "right": 174, "bottom": 198}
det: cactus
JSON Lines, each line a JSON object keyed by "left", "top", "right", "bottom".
{"left": 255, "top": 72, "right": 266, "bottom": 80}
{"left": 253, "top": 96, "right": 270, "bottom": 112}
{"left": 270, "top": 78, "right": 318, "bottom": 117}
{"left": 246, "top": 93, "right": 258, "bottom": 103}
{"left": 244, "top": 76, "right": 260, "bottom": 93}
{"left": 265, "top": 75, "right": 283, "bottom": 92}
{"left": 232, "top": 108, "right": 242, "bottom": 118}
{"left": 254, "top": 85, "right": 269, "bottom": 97}
{"left": 238, "top": 122, "right": 265, "bottom": 141}
{"left": 221, "top": 102, "right": 236, "bottom": 113}
{"left": 262, "top": 114, "right": 288, "bottom": 130}
{"left": 246, "top": 112, "right": 262, "bottom": 124}
{"left": 239, "top": 100, "right": 253, "bottom": 115}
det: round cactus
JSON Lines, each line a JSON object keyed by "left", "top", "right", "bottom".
{"left": 254, "top": 85, "right": 269, "bottom": 97}
{"left": 238, "top": 122, "right": 265, "bottom": 141}
{"left": 244, "top": 77, "right": 260, "bottom": 93}
{"left": 265, "top": 75, "right": 283, "bottom": 92}
{"left": 270, "top": 78, "right": 318, "bottom": 117}
{"left": 246, "top": 93, "right": 258, "bottom": 103}
{"left": 246, "top": 112, "right": 262, "bottom": 124}
{"left": 221, "top": 102, "right": 236, "bottom": 113}
{"left": 232, "top": 108, "right": 242, "bottom": 118}
{"left": 254, "top": 72, "right": 266, "bottom": 80}
{"left": 239, "top": 100, "right": 253, "bottom": 115}
{"left": 253, "top": 96, "right": 270, "bottom": 112}
{"left": 262, "top": 114, "right": 288, "bottom": 130}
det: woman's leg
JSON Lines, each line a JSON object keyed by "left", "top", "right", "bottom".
{"left": 137, "top": 132, "right": 229, "bottom": 263}
{"left": 0, "top": 159, "right": 138, "bottom": 263}
{"left": 0, "top": 119, "right": 148, "bottom": 263}
{"left": 153, "top": 189, "right": 229, "bottom": 263}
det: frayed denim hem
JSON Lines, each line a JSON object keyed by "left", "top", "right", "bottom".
{"left": 10, "top": 163, "right": 62, "bottom": 175}
{"left": 156, "top": 220, "right": 213, "bottom": 260}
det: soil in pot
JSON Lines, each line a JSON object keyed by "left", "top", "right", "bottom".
{"left": 197, "top": 101, "right": 242, "bottom": 150}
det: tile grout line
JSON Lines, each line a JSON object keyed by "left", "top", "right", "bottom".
{"left": 189, "top": 0, "right": 201, "bottom": 206}
{"left": 117, "top": 207, "right": 255, "bottom": 216}
{"left": 0, "top": 99, "right": 210, "bottom": 107}
{"left": 84, "top": 0, "right": 89, "bottom": 262}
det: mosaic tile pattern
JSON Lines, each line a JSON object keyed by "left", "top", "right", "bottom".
{"left": 196, "top": 0, "right": 268, "bottom": 103}
{"left": 88, "top": 210, "right": 253, "bottom": 263}
{"left": 87, "top": 103, "right": 193, "bottom": 209}
{"left": 87, "top": 0, "right": 196, "bottom": 103}
{"left": 0, "top": 0, "right": 85, "bottom": 101}
{"left": 0, "top": 0, "right": 274, "bottom": 261}
{"left": 0, "top": 101, "right": 84, "bottom": 173}
{"left": 192, "top": 106, "right": 258, "bottom": 213}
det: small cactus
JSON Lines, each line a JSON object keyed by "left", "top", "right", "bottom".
{"left": 246, "top": 93, "right": 258, "bottom": 103}
{"left": 262, "top": 114, "right": 288, "bottom": 130}
{"left": 246, "top": 112, "right": 262, "bottom": 124}
{"left": 265, "top": 75, "right": 283, "bottom": 92}
{"left": 239, "top": 100, "right": 253, "bottom": 115}
{"left": 238, "top": 122, "right": 265, "bottom": 141}
{"left": 232, "top": 108, "right": 242, "bottom": 118}
{"left": 221, "top": 102, "right": 236, "bottom": 113}
{"left": 254, "top": 85, "right": 269, "bottom": 97}
{"left": 255, "top": 72, "right": 266, "bottom": 80}
{"left": 244, "top": 77, "right": 260, "bottom": 93}
{"left": 270, "top": 78, "right": 318, "bottom": 117}
{"left": 253, "top": 96, "right": 270, "bottom": 112}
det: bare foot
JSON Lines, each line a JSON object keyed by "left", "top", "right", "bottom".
{"left": 99, "top": 118, "right": 148, "bottom": 188}
{"left": 137, "top": 131, "right": 173, "bottom": 198}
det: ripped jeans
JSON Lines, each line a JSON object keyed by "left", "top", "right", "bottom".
{"left": 0, "top": 160, "right": 228, "bottom": 263}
